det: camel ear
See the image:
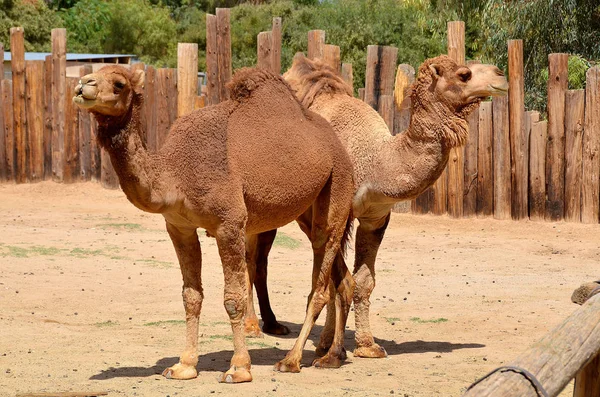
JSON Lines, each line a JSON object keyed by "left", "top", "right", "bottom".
{"left": 429, "top": 64, "right": 443, "bottom": 78}
{"left": 131, "top": 69, "right": 145, "bottom": 93}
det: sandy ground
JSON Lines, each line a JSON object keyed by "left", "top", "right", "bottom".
{"left": 0, "top": 182, "right": 598, "bottom": 397}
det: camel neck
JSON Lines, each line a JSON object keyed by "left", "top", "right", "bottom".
{"left": 95, "top": 96, "right": 167, "bottom": 213}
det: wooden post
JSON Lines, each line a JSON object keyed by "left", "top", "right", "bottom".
{"left": 43, "top": 55, "right": 53, "bottom": 180}
{"left": 493, "top": 95, "right": 511, "bottom": 220}
{"left": 63, "top": 78, "right": 79, "bottom": 183}
{"left": 323, "top": 44, "right": 341, "bottom": 74}
{"left": 11, "top": 27, "right": 27, "bottom": 183}
{"left": 463, "top": 108, "right": 479, "bottom": 217}
{"left": 546, "top": 53, "right": 569, "bottom": 221}
{"left": 271, "top": 17, "right": 282, "bottom": 75}
{"left": 100, "top": 149, "right": 118, "bottom": 189}
{"left": 25, "top": 61, "right": 45, "bottom": 182}
{"left": 379, "top": 95, "right": 394, "bottom": 131}
{"left": 205, "top": 14, "right": 219, "bottom": 106}
{"left": 574, "top": 354, "right": 600, "bottom": 397}
{"left": 582, "top": 66, "right": 600, "bottom": 224}
{"left": 177, "top": 43, "right": 198, "bottom": 118}
{"left": 144, "top": 66, "right": 157, "bottom": 151}
{"left": 364, "top": 45, "right": 398, "bottom": 112}
{"left": 446, "top": 21, "right": 465, "bottom": 218}
{"left": 464, "top": 293, "right": 600, "bottom": 397}
{"left": 341, "top": 63, "right": 353, "bottom": 90}
{"left": 0, "top": 43, "right": 5, "bottom": 182}
{"left": 78, "top": 65, "right": 92, "bottom": 181}
{"left": 412, "top": 187, "right": 434, "bottom": 215}
{"left": 216, "top": 8, "right": 232, "bottom": 102}
{"left": 393, "top": 64, "right": 414, "bottom": 135}
{"left": 508, "top": 40, "right": 528, "bottom": 220}
{"left": 529, "top": 118, "right": 547, "bottom": 222}
{"left": 156, "top": 68, "right": 172, "bottom": 150}
{"left": 167, "top": 69, "right": 178, "bottom": 128}
{"left": 307, "top": 30, "right": 325, "bottom": 60}
{"left": 2, "top": 80, "right": 14, "bottom": 181}
{"left": 257, "top": 31, "right": 273, "bottom": 71}
{"left": 51, "top": 28, "right": 66, "bottom": 181}
{"left": 358, "top": 88, "right": 365, "bottom": 101}
{"left": 477, "top": 101, "right": 493, "bottom": 217}
{"left": 564, "top": 90, "right": 585, "bottom": 222}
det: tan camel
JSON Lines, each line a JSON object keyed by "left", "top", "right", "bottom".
{"left": 245, "top": 54, "right": 508, "bottom": 361}
{"left": 72, "top": 65, "right": 355, "bottom": 382}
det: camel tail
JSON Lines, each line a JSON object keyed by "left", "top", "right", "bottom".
{"left": 339, "top": 209, "right": 354, "bottom": 258}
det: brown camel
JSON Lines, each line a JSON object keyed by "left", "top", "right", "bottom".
{"left": 245, "top": 54, "right": 508, "bottom": 361}
{"left": 72, "top": 64, "right": 355, "bottom": 382}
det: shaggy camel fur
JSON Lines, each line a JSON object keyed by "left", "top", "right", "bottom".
{"left": 245, "top": 54, "right": 508, "bottom": 361}
{"left": 72, "top": 65, "right": 355, "bottom": 382}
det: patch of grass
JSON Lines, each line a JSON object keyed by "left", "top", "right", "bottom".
{"left": 0, "top": 245, "right": 63, "bottom": 258}
{"left": 143, "top": 320, "right": 185, "bottom": 327}
{"left": 95, "top": 320, "right": 119, "bottom": 328}
{"left": 273, "top": 233, "right": 301, "bottom": 249}
{"left": 410, "top": 317, "right": 448, "bottom": 324}
{"left": 136, "top": 259, "right": 173, "bottom": 268}
{"left": 385, "top": 317, "right": 401, "bottom": 324}
{"left": 70, "top": 247, "right": 104, "bottom": 256}
{"left": 97, "top": 223, "right": 144, "bottom": 231}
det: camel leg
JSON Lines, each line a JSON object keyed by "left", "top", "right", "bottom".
{"left": 162, "top": 223, "right": 203, "bottom": 380}
{"left": 274, "top": 182, "right": 351, "bottom": 373}
{"left": 244, "top": 234, "right": 263, "bottom": 338}
{"left": 216, "top": 219, "right": 253, "bottom": 384}
{"left": 353, "top": 213, "right": 390, "bottom": 358}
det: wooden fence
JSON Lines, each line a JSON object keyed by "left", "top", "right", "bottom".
{"left": 1, "top": 16, "right": 599, "bottom": 224}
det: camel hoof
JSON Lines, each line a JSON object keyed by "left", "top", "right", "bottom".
{"left": 218, "top": 366, "right": 252, "bottom": 383}
{"left": 353, "top": 344, "right": 388, "bottom": 358}
{"left": 273, "top": 358, "right": 301, "bottom": 373}
{"left": 262, "top": 321, "right": 290, "bottom": 336}
{"left": 312, "top": 353, "right": 342, "bottom": 369}
{"left": 315, "top": 346, "right": 346, "bottom": 360}
{"left": 244, "top": 318, "right": 264, "bottom": 338}
{"left": 161, "top": 363, "right": 198, "bottom": 380}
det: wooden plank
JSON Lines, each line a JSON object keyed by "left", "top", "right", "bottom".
{"left": 194, "top": 95, "right": 206, "bottom": 110}
{"left": 358, "top": 88, "right": 365, "bottom": 102}
{"left": 574, "top": 353, "right": 600, "bottom": 397}
{"left": 63, "top": 78, "right": 79, "bottom": 183}
{"left": 167, "top": 69, "right": 178, "bottom": 127}
{"left": 393, "top": 64, "right": 414, "bottom": 135}
{"left": 341, "top": 63, "right": 353, "bottom": 91}
{"left": 51, "top": 28, "right": 66, "bottom": 181}
{"left": 205, "top": 14, "right": 219, "bottom": 106}
{"left": 582, "top": 66, "right": 600, "bottom": 223}
{"left": 78, "top": 65, "right": 93, "bottom": 181}
{"left": 508, "top": 40, "right": 528, "bottom": 220}
{"left": 365, "top": 45, "right": 398, "bottom": 111}
{"left": 25, "top": 61, "right": 45, "bottom": 182}
{"left": 2, "top": 80, "right": 14, "bottom": 181}
{"left": 447, "top": 21, "right": 465, "bottom": 65}
{"left": 130, "top": 63, "right": 145, "bottom": 156}
{"left": 463, "top": 107, "right": 479, "bottom": 217}
{"left": 411, "top": 185, "right": 433, "bottom": 215}
{"left": 0, "top": 43, "right": 5, "bottom": 182}
{"left": 100, "top": 148, "right": 118, "bottom": 189}
{"left": 323, "top": 44, "right": 341, "bottom": 74}
{"left": 216, "top": 8, "right": 232, "bottom": 102}
{"left": 465, "top": 292, "right": 600, "bottom": 396}
{"left": 177, "top": 43, "right": 198, "bottom": 118}
{"left": 144, "top": 66, "right": 157, "bottom": 152}
{"left": 11, "top": 27, "right": 27, "bottom": 183}
{"left": 271, "top": 17, "right": 282, "bottom": 75}
{"left": 546, "top": 53, "right": 569, "bottom": 221}
{"left": 378, "top": 94, "right": 393, "bottom": 131}
{"left": 564, "top": 90, "right": 585, "bottom": 222}
{"left": 529, "top": 120, "right": 547, "bottom": 222}
{"left": 493, "top": 95, "right": 511, "bottom": 220}
{"left": 307, "top": 30, "right": 325, "bottom": 60}
{"left": 43, "top": 55, "right": 53, "bottom": 180}
{"left": 257, "top": 31, "right": 273, "bottom": 71}
{"left": 477, "top": 101, "right": 493, "bottom": 216}
{"left": 155, "top": 68, "right": 171, "bottom": 150}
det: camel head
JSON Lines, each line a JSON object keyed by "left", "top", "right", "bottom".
{"left": 73, "top": 65, "right": 144, "bottom": 118}
{"left": 415, "top": 55, "right": 507, "bottom": 114}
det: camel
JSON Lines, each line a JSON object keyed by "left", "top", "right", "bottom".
{"left": 72, "top": 64, "right": 356, "bottom": 382}
{"left": 245, "top": 54, "right": 508, "bottom": 361}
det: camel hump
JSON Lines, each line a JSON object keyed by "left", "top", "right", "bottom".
{"left": 227, "top": 67, "right": 291, "bottom": 102}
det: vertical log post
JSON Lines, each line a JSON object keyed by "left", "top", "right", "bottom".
{"left": 205, "top": 14, "right": 219, "bottom": 106}
{"left": 393, "top": 64, "right": 414, "bottom": 136}
{"left": 574, "top": 354, "right": 600, "bottom": 397}
{"left": 155, "top": 68, "right": 171, "bottom": 150}
{"left": 463, "top": 108, "right": 479, "bottom": 217}
{"left": 177, "top": 43, "right": 198, "bottom": 118}
{"left": 307, "top": 30, "right": 325, "bottom": 60}
{"left": 529, "top": 118, "right": 547, "bottom": 222}
{"left": 167, "top": 69, "right": 178, "bottom": 128}
{"left": 546, "top": 53, "right": 569, "bottom": 221}
{"left": 508, "top": 40, "right": 528, "bottom": 220}
{"left": 493, "top": 96, "right": 511, "bottom": 220}
{"left": 25, "top": 61, "right": 45, "bottom": 182}
{"left": 11, "top": 27, "right": 27, "bottom": 183}
{"left": 2, "top": 80, "right": 14, "bottom": 181}
{"left": 145, "top": 66, "right": 157, "bottom": 151}
{"left": 379, "top": 95, "right": 394, "bottom": 131}
{"left": 364, "top": 45, "right": 398, "bottom": 113}
{"left": 446, "top": 21, "right": 465, "bottom": 218}
{"left": 564, "top": 90, "right": 585, "bottom": 222}
{"left": 216, "top": 8, "right": 232, "bottom": 102}
{"left": 63, "top": 78, "right": 79, "bottom": 183}
{"left": 257, "top": 31, "right": 273, "bottom": 71}
{"left": 358, "top": 88, "right": 365, "bottom": 102}
{"left": 323, "top": 44, "right": 341, "bottom": 74}
{"left": 0, "top": 43, "right": 6, "bottom": 182}
{"left": 476, "top": 101, "right": 493, "bottom": 216}
{"left": 78, "top": 65, "right": 93, "bottom": 181}
{"left": 271, "top": 17, "right": 282, "bottom": 75}
{"left": 51, "top": 28, "right": 66, "bottom": 182}
{"left": 341, "top": 63, "right": 353, "bottom": 90}
{"left": 582, "top": 66, "right": 600, "bottom": 223}
{"left": 43, "top": 55, "right": 53, "bottom": 180}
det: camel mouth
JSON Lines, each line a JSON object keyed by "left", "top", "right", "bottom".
{"left": 489, "top": 84, "right": 509, "bottom": 96}
{"left": 72, "top": 94, "right": 96, "bottom": 108}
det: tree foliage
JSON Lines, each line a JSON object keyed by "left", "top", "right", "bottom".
{"left": 0, "top": 0, "right": 63, "bottom": 51}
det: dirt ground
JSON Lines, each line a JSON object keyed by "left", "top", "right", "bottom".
{"left": 1, "top": 182, "right": 598, "bottom": 397}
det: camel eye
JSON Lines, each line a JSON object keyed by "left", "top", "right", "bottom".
{"left": 114, "top": 81, "right": 125, "bottom": 91}
{"left": 457, "top": 69, "right": 472, "bottom": 82}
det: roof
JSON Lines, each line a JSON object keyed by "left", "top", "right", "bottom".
{"left": 4, "top": 52, "right": 136, "bottom": 62}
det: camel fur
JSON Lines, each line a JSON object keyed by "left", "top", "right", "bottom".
{"left": 246, "top": 54, "right": 508, "bottom": 360}
{"left": 73, "top": 64, "right": 355, "bottom": 382}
